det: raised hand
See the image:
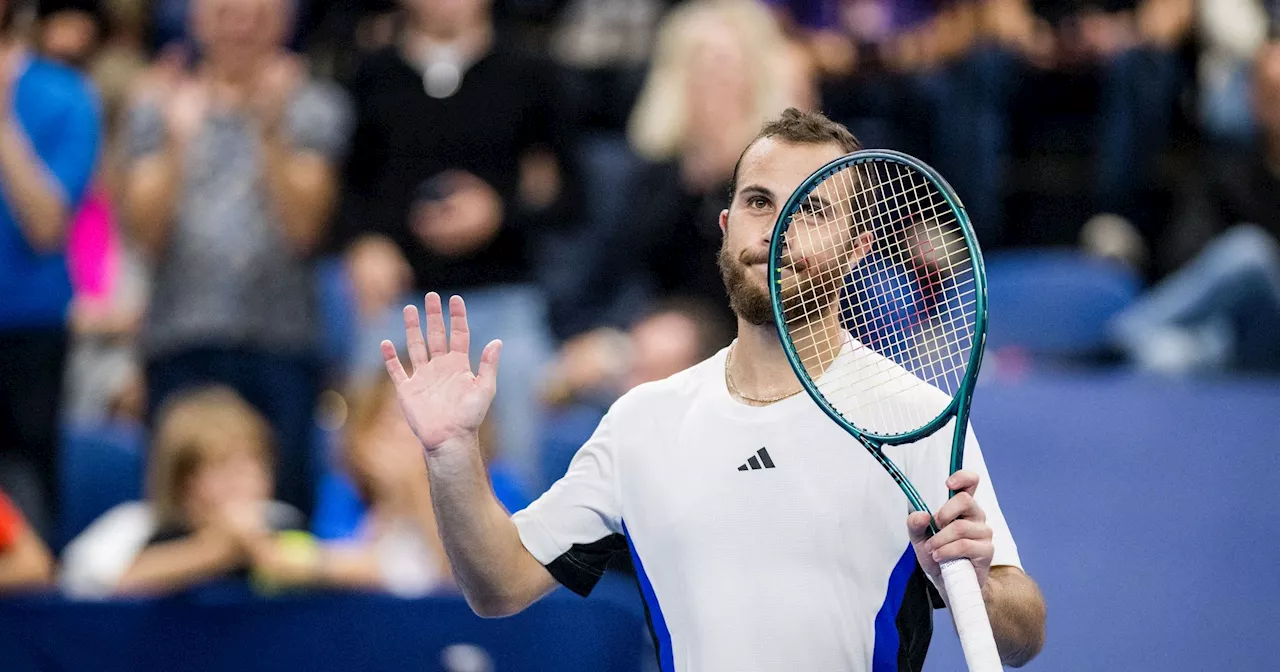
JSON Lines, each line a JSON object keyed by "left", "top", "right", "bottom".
{"left": 250, "top": 53, "right": 303, "bottom": 135}
{"left": 382, "top": 293, "right": 501, "bottom": 453}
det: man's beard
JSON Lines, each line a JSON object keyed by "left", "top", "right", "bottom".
{"left": 718, "top": 245, "right": 775, "bottom": 326}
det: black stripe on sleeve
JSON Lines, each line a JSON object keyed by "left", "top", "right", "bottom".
{"left": 544, "top": 533, "right": 627, "bottom": 597}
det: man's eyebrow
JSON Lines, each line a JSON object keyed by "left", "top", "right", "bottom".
{"left": 737, "top": 185, "right": 775, "bottom": 201}
{"left": 804, "top": 193, "right": 832, "bottom": 211}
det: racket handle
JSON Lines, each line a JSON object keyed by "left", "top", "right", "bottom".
{"left": 939, "top": 558, "right": 1003, "bottom": 672}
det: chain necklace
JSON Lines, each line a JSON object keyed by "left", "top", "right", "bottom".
{"left": 724, "top": 343, "right": 803, "bottom": 405}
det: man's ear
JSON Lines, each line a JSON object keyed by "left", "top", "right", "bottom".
{"left": 719, "top": 209, "right": 729, "bottom": 234}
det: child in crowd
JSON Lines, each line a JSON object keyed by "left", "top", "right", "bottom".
{"left": 308, "top": 374, "right": 456, "bottom": 596}
{"left": 61, "top": 386, "right": 302, "bottom": 597}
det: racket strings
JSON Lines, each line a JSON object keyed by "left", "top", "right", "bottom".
{"left": 778, "top": 159, "right": 977, "bottom": 436}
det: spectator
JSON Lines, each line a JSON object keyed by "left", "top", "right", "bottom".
{"left": 548, "top": 0, "right": 671, "bottom": 131}
{"left": 338, "top": 0, "right": 575, "bottom": 486}
{"left": 1110, "top": 42, "right": 1280, "bottom": 374}
{"left": 771, "top": 0, "right": 1189, "bottom": 248}
{"left": 1196, "top": 0, "right": 1270, "bottom": 146}
{"left": 539, "top": 298, "right": 730, "bottom": 486}
{"left": 60, "top": 387, "right": 304, "bottom": 598}
{"left": 308, "top": 373, "right": 453, "bottom": 596}
{"left": 580, "top": 0, "right": 807, "bottom": 333}
{"left": 0, "top": 0, "right": 101, "bottom": 540}
{"left": 122, "top": 0, "right": 351, "bottom": 519}
{"left": 34, "top": 0, "right": 151, "bottom": 425}
{"left": 0, "top": 486, "right": 53, "bottom": 592}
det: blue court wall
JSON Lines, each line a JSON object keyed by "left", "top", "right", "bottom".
{"left": 925, "top": 372, "right": 1280, "bottom": 672}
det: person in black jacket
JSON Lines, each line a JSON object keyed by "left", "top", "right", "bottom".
{"left": 337, "top": 0, "right": 579, "bottom": 488}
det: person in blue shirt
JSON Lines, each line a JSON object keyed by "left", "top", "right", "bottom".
{"left": 0, "top": 1, "right": 101, "bottom": 540}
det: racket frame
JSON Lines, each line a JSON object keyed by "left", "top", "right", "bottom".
{"left": 767, "top": 149, "right": 989, "bottom": 514}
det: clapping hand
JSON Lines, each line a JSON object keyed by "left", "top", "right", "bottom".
{"left": 250, "top": 54, "right": 303, "bottom": 136}
{"left": 382, "top": 293, "right": 502, "bottom": 453}
{"left": 412, "top": 172, "right": 504, "bottom": 258}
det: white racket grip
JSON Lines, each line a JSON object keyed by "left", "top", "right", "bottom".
{"left": 939, "top": 558, "right": 1003, "bottom": 672}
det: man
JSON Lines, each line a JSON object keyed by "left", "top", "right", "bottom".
{"left": 0, "top": 0, "right": 101, "bottom": 539}
{"left": 123, "top": 0, "right": 350, "bottom": 518}
{"left": 381, "top": 109, "right": 1046, "bottom": 671}
{"left": 339, "top": 0, "right": 575, "bottom": 485}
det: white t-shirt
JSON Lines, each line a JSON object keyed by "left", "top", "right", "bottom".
{"left": 512, "top": 343, "right": 1021, "bottom": 672}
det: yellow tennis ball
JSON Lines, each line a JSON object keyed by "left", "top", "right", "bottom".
{"left": 252, "top": 530, "right": 320, "bottom": 596}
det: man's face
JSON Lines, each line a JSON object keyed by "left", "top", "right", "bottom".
{"left": 718, "top": 137, "right": 869, "bottom": 326}
{"left": 194, "top": 0, "right": 287, "bottom": 68}
{"left": 402, "top": 0, "right": 491, "bottom": 33}
{"left": 626, "top": 312, "right": 702, "bottom": 390}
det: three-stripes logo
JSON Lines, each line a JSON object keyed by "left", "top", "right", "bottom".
{"left": 737, "top": 448, "right": 776, "bottom": 471}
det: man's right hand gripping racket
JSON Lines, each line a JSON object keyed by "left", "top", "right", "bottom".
{"left": 768, "top": 150, "right": 1002, "bottom": 671}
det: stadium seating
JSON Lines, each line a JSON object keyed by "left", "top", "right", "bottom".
{"left": 58, "top": 421, "right": 146, "bottom": 550}
{"left": 984, "top": 250, "right": 1140, "bottom": 359}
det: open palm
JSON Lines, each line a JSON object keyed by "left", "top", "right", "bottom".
{"left": 381, "top": 293, "right": 502, "bottom": 452}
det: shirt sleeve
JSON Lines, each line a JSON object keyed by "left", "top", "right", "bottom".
{"left": 59, "top": 502, "right": 157, "bottom": 599}
{"left": 511, "top": 409, "right": 626, "bottom": 597}
{"left": 45, "top": 80, "right": 101, "bottom": 209}
{"left": 0, "top": 489, "right": 26, "bottom": 552}
{"left": 899, "top": 422, "right": 1022, "bottom": 571}
{"left": 125, "top": 102, "right": 166, "bottom": 161}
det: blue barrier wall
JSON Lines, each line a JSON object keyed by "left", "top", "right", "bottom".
{"left": 0, "top": 590, "right": 646, "bottom": 672}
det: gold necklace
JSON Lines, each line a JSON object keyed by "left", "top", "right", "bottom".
{"left": 724, "top": 344, "right": 803, "bottom": 405}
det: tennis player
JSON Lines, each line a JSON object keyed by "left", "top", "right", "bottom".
{"left": 381, "top": 109, "right": 1046, "bottom": 671}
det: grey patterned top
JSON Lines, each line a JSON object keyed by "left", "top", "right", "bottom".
{"left": 129, "top": 81, "right": 352, "bottom": 358}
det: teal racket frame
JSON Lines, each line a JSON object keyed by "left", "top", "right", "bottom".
{"left": 768, "top": 149, "right": 988, "bottom": 517}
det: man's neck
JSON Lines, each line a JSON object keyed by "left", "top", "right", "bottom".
{"left": 404, "top": 15, "right": 493, "bottom": 64}
{"left": 727, "top": 320, "right": 800, "bottom": 403}
{"left": 728, "top": 311, "right": 845, "bottom": 404}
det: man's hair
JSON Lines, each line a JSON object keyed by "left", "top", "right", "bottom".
{"left": 727, "top": 107, "right": 863, "bottom": 202}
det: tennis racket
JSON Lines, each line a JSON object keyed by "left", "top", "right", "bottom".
{"left": 767, "top": 150, "right": 999, "bottom": 671}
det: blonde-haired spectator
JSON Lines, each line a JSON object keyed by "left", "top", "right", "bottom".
{"left": 629, "top": 0, "right": 808, "bottom": 172}
{"left": 578, "top": 0, "right": 816, "bottom": 333}
{"left": 60, "top": 387, "right": 302, "bottom": 598}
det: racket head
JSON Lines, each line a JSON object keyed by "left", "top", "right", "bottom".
{"left": 768, "top": 149, "right": 987, "bottom": 444}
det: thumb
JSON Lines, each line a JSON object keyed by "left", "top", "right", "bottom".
{"left": 477, "top": 339, "right": 502, "bottom": 387}
{"left": 906, "top": 511, "right": 933, "bottom": 544}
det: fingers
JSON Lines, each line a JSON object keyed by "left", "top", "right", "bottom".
{"left": 935, "top": 490, "right": 985, "bottom": 529}
{"left": 424, "top": 292, "right": 448, "bottom": 358}
{"left": 403, "top": 305, "right": 428, "bottom": 371}
{"left": 930, "top": 537, "right": 993, "bottom": 568}
{"left": 922, "top": 518, "right": 991, "bottom": 557}
{"left": 947, "top": 469, "right": 980, "bottom": 497}
{"left": 906, "top": 511, "right": 933, "bottom": 544}
{"left": 381, "top": 340, "right": 408, "bottom": 384}
{"left": 477, "top": 339, "right": 502, "bottom": 388}
{"left": 449, "top": 295, "right": 469, "bottom": 355}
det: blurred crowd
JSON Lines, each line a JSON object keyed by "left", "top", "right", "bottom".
{"left": 1, "top": 0, "right": 1279, "bottom": 598}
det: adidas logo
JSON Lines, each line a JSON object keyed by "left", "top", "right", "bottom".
{"left": 737, "top": 448, "right": 776, "bottom": 471}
